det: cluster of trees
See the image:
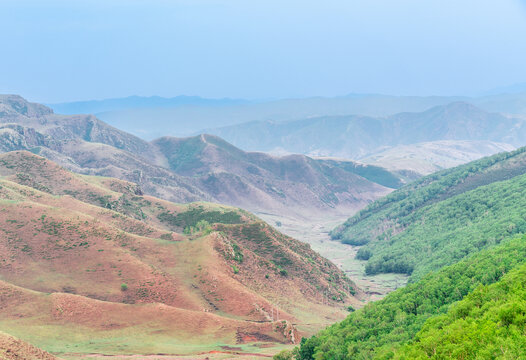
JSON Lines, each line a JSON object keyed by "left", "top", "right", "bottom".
{"left": 158, "top": 205, "right": 242, "bottom": 230}
{"left": 394, "top": 263, "right": 526, "bottom": 359}
{"left": 294, "top": 235, "right": 526, "bottom": 359}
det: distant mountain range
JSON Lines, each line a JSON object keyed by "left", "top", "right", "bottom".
{"left": 46, "top": 92, "right": 526, "bottom": 140}
{"left": 202, "top": 102, "right": 526, "bottom": 174}
{"left": 46, "top": 93, "right": 526, "bottom": 176}
{"left": 0, "top": 95, "right": 399, "bottom": 219}
{"left": 49, "top": 95, "right": 248, "bottom": 114}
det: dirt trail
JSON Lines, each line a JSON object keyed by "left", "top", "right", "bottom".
{"left": 62, "top": 350, "right": 276, "bottom": 360}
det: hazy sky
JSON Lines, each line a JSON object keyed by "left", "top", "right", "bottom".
{"left": 1, "top": 0, "right": 526, "bottom": 102}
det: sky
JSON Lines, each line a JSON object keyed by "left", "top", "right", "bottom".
{"left": 1, "top": 0, "right": 526, "bottom": 103}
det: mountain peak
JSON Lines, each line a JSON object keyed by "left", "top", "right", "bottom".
{"left": 0, "top": 94, "right": 53, "bottom": 118}
{"left": 431, "top": 101, "right": 486, "bottom": 115}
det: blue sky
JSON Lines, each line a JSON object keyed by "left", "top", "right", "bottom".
{"left": 1, "top": 0, "right": 526, "bottom": 102}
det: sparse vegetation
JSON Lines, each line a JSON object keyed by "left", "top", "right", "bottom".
{"left": 0, "top": 147, "right": 356, "bottom": 357}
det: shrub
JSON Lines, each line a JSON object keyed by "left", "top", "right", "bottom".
{"left": 273, "top": 349, "right": 294, "bottom": 360}
{"left": 120, "top": 283, "right": 128, "bottom": 291}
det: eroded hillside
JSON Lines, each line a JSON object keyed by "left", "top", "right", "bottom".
{"left": 0, "top": 151, "right": 358, "bottom": 357}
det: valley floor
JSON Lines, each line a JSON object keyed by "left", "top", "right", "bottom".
{"left": 256, "top": 213, "right": 408, "bottom": 303}
{"left": 59, "top": 343, "right": 290, "bottom": 359}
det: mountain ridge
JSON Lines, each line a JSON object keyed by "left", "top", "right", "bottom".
{"left": 0, "top": 95, "right": 400, "bottom": 219}
{"left": 200, "top": 101, "right": 526, "bottom": 158}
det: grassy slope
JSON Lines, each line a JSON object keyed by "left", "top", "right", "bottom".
{"left": 0, "top": 151, "right": 356, "bottom": 356}
{"left": 331, "top": 147, "right": 526, "bottom": 281}
{"left": 297, "top": 235, "right": 526, "bottom": 359}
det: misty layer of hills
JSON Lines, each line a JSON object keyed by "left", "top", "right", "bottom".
{"left": 0, "top": 95, "right": 399, "bottom": 219}
{"left": 201, "top": 102, "right": 524, "bottom": 157}
{"left": 48, "top": 92, "right": 526, "bottom": 139}
{"left": 49, "top": 93, "right": 526, "bottom": 176}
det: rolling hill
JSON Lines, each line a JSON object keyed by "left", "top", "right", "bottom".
{"left": 0, "top": 151, "right": 358, "bottom": 357}
{"left": 332, "top": 146, "right": 526, "bottom": 281}
{"left": 0, "top": 95, "right": 401, "bottom": 219}
{"left": 152, "top": 134, "right": 399, "bottom": 217}
{"left": 359, "top": 140, "right": 514, "bottom": 175}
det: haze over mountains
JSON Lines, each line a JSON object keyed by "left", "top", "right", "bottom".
{"left": 48, "top": 92, "right": 526, "bottom": 139}
{"left": 48, "top": 93, "right": 526, "bottom": 176}
{"left": 4, "top": 0, "right": 526, "bottom": 357}
{"left": 0, "top": 95, "right": 399, "bottom": 219}
{"left": 4, "top": 93, "right": 526, "bottom": 358}
{"left": 202, "top": 101, "right": 526, "bottom": 175}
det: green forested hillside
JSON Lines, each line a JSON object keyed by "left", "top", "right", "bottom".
{"left": 331, "top": 147, "right": 526, "bottom": 281}
{"left": 394, "top": 263, "right": 526, "bottom": 359}
{"left": 296, "top": 235, "right": 526, "bottom": 359}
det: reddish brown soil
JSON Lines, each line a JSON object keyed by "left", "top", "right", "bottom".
{"left": 0, "top": 332, "right": 62, "bottom": 360}
{"left": 0, "top": 151, "right": 355, "bottom": 355}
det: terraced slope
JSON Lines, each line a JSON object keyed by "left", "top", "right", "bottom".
{"left": 332, "top": 147, "right": 526, "bottom": 281}
{"left": 0, "top": 151, "right": 357, "bottom": 357}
